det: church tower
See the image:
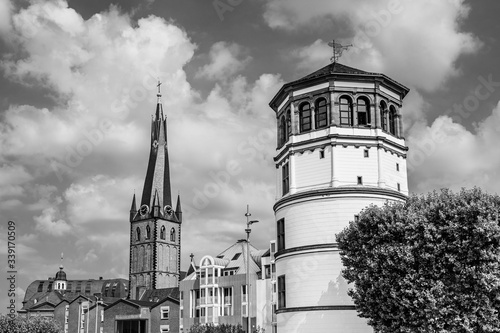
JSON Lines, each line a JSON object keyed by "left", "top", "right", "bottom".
{"left": 129, "top": 84, "right": 182, "bottom": 300}
{"left": 269, "top": 62, "right": 409, "bottom": 332}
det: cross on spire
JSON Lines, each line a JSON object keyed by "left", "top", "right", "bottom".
{"left": 328, "top": 39, "right": 353, "bottom": 63}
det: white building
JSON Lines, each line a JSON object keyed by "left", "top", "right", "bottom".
{"left": 268, "top": 62, "right": 410, "bottom": 333}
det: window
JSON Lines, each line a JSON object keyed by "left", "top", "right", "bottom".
{"left": 136, "top": 227, "right": 141, "bottom": 241}
{"left": 389, "top": 106, "right": 397, "bottom": 135}
{"left": 396, "top": 163, "right": 399, "bottom": 171}
{"left": 85, "top": 282, "right": 91, "bottom": 294}
{"left": 286, "top": 109, "right": 292, "bottom": 140}
{"left": 67, "top": 282, "right": 72, "bottom": 291}
{"left": 282, "top": 162, "right": 289, "bottom": 195}
{"left": 160, "top": 226, "right": 166, "bottom": 240}
{"left": 380, "top": 101, "right": 388, "bottom": 131}
{"left": 319, "top": 150, "right": 325, "bottom": 159}
{"left": 279, "top": 115, "right": 286, "bottom": 146}
{"left": 101, "top": 309, "right": 104, "bottom": 323}
{"left": 278, "top": 275, "right": 286, "bottom": 308}
{"left": 357, "top": 176, "right": 363, "bottom": 185}
{"left": 277, "top": 218, "right": 285, "bottom": 251}
{"left": 339, "top": 96, "right": 353, "bottom": 126}
{"left": 160, "top": 325, "right": 170, "bottom": 333}
{"left": 111, "top": 282, "right": 117, "bottom": 297}
{"left": 37, "top": 282, "right": 44, "bottom": 292}
{"left": 397, "top": 183, "right": 401, "bottom": 192}
{"left": 315, "top": 98, "right": 328, "bottom": 129}
{"left": 146, "top": 225, "right": 151, "bottom": 239}
{"left": 161, "top": 306, "right": 170, "bottom": 319}
{"left": 117, "top": 320, "right": 146, "bottom": 333}
{"left": 357, "top": 98, "right": 370, "bottom": 125}
{"left": 364, "top": 149, "right": 369, "bottom": 158}
{"left": 231, "top": 253, "right": 241, "bottom": 260}
{"left": 354, "top": 215, "right": 359, "bottom": 222}
{"left": 170, "top": 228, "right": 176, "bottom": 242}
{"left": 299, "top": 103, "right": 311, "bottom": 132}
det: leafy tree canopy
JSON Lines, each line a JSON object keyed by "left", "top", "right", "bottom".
{"left": 337, "top": 188, "right": 500, "bottom": 333}
{"left": 0, "top": 315, "right": 61, "bottom": 333}
{"left": 187, "top": 323, "right": 245, "bottom": 333}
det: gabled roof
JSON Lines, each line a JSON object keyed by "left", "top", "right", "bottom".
{"left": 140, "top": 287, "right": 179, "bottom": 302}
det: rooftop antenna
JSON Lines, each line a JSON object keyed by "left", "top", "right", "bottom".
{"left": 328, "top": 39, "right": 352, "bottom": 63}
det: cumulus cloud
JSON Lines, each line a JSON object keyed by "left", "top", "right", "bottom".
{"left": 270, "top": 0, "right": 480, "bottom": 92}
{"left": 407, "top": 102, "right": 500, "bottom": 194}
{"left": 196, "top": 41, "right": 252, "bottom": 81}
{"left": 34, "top": 206, "right": 71, "bottom": 236}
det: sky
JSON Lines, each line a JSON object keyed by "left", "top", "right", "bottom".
{"left": 1, "top": 0, "right": 500, "bottom": 313}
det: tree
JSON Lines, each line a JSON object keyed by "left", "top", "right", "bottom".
{"left": 0, "top": 315, "right": 61, "bottom": 333}
{"left": 337, "top": 188, "right": 500, "bottom": 333}
{"left": 187, "top": 323, "right": 245, "bottom": 333}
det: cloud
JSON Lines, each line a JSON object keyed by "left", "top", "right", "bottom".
{"left": 407, "top": 101, "right": 500, "bottom": 194}
{"left": 196, "top": 41, "right": 252, "bottom": 81}
{"left": 33, "top": 206, "right": 71, "bottom": 236}
{"left": 0, "top": 0, "right": 12, "bottom": 36}
{"left": 270, "top": 0, "right": 480, "bottom": 92}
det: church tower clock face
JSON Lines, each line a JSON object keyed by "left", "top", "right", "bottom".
{"left": 127, "top": 84, "right": 183, "bottom": 300}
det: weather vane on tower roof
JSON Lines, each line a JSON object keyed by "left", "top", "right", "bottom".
{"left": 328, "top": 39, "right": 353, "bottom": 63}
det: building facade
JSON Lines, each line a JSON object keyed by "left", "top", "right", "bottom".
{"left": 269, "top": 62, "right": 410, "bottom": 332}
{"left": 180, "top": 240, "right": 275, "bottom": 333}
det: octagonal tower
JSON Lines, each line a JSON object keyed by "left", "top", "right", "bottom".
{"left": 269, "top": 62, "right": 409, "bottom": 333}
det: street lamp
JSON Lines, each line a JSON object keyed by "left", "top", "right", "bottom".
{"left": 245, "top": 205, "right": 259, "bottom": 333}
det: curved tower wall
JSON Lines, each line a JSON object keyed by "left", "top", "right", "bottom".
{"left": 269, "top": 64, "right": 409, "bottom": 333}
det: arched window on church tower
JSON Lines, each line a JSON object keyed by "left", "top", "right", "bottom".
{"left": 299, "top": 103, "right": 311, "bottom": 132}
{"left": 279, "top": 115, "right": 286, "bottom": 146}
{"left": 136, "top": 227, "right": 141, "bottom": 241}
{"left": 380, "top": 101, "right": 388, "bottom": 131}
{"left": 339, "top": 96, "right": 353, "bottom": 126}
{"left": 160, "top": 226, "right": 166, "bottom": 240}
{"left": 315, "top": 98, "right": 328, "bottom": 129}
{"left": 357, "top": 97, "right": 370, "bottom": 126}
{"left": 146, "top": 225, "right": 151, "bottom": 240}
{"left": 170, "top": 228, "right": 176, "bottom": 242}
{"left": 389, "top": 105, "right": 397, "bottom": 135}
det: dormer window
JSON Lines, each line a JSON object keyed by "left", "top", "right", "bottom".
{"left": 357, "top": 97, "right": 370, "bottom": 126}
{"left": 339, "top": 96, "right": 353, "bottom": 126}
{"left": 315, "top": 98, "right": 328, "bottom": 129}
{"left": 299, "top": 103, "right": 311, "bottom": 132}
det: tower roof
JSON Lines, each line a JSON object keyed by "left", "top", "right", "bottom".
{"left": 269, "top": 62, "right": 409, "bottom": 112}
{"left": 55, "top": 267, "right": 67, "bottom": 281}
{"left": 139, "top": 93, "right": 173, "bottom": 212}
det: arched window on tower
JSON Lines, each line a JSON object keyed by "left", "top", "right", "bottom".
{"left": 136, "top": 227, "right": 141, "bottom": 241}
{"left": 170, "top": 228, "right": 176, "bottom": 242}
{"left": 315, "top": 98, "right": 328, "bottom": 129}
{"left": 389, "top": 105, "right": 397, "bottom": 135}
{"left": 299, "top": 103, "right": 311, "bottom": 132}
{"left": 339, "top": 96, "right": 353, "bottom": 126}
{"left": 279, "top": 115, "right": 286, "bottom": 146}
{"left": 160, "top": 226, "right": 166, "bottom": 240}
{"left": 380, "top": 101, "right": 388, "bottom": 131}
{"left": 146, "top": 225, "right": 151, "bottom": 240}
{"left": 286, "top": 109, "right": 292, "bottom": 139}
{"left": 357, "top": 97, "right": 370, "bottom": 126}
